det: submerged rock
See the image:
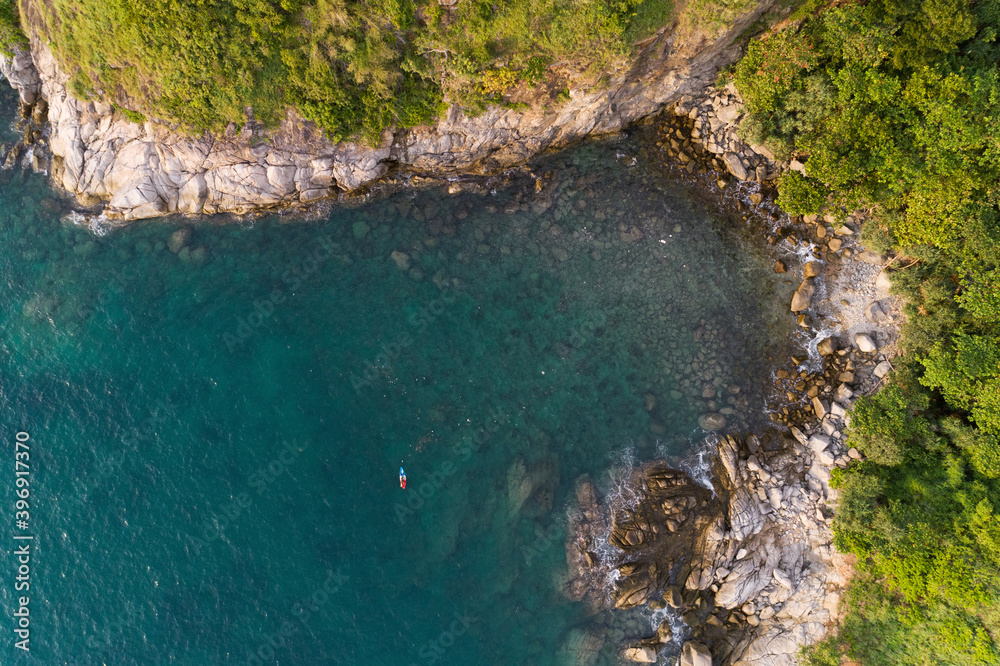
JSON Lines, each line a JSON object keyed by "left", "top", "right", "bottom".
{"left": 699, "top": 413, "right": 727, "bottom": 431}
{"left": 352, "top": 221, "right": 371, "bottom": 240}
{"left": 557, "top": 628, "right": 605, "bottom": 666}
{"left": 167, "top": 228, "right": 191, "bottom": 254}
{"left": 390, "top": 250, "right": 410, "bottom": 270}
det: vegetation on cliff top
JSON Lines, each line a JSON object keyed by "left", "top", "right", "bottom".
{"left": 0, "top": 0, "right": 26, "bottom": 55}
{"left": 730, "top": 0, "right": 1000, "bottom": 662}
{"left": 15, "top": 0, "right": 677, "bottom": 143}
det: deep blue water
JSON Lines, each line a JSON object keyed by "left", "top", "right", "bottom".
{"left": 0, "top": 84, "right": 793, "bottom": 665}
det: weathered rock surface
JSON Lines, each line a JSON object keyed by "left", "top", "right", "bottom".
{"left": 789, "top": 279, "right": 815, "bottom": 312}
{"left": 1, "top": 1, "right": 775, "bottom": 220}
{"left": 0, "top": 45, "right": 41, "bottom": 104}
{"left": 682, "top": 641, "right": 714, "bottom": 666}
{"left": 624, "top": 645, "right": 659, "bottom": 662}
{"left": 853, "top": 333, "right": 877, "bottom": 352}
{"left": 722, "top": 152, "right": 748, "bottom": 180}
{"left": 566, "top": 428, "right": 853, "bottom": 665}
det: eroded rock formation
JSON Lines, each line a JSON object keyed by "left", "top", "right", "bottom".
{"left": 566, "top": 432, "right": 852, "bottom": 665}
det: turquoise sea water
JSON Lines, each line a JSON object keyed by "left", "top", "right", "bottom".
{"left": 0, "top": 86, "right": 794, "bottom": 664}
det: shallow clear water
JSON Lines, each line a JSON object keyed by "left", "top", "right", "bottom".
{"left": 0, "top": 85, "right": 793, "bottom": 665}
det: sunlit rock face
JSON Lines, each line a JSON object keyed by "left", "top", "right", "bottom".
{"left": 566, "top": 433, "right": 851, "bottom": 665}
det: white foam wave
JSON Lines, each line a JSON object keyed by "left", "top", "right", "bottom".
{"left": 579, "top": 445, "right": 644, "bottom": 603}
{"left": 61, "top": 210, "right": 115, "bottom": 236}
{"left": 800, "top": 326, "right": 836, "bottom": 373}
{"left": 647, "top": 606, "right": 689, "bottom": 653}
{"left": 602, "top": 445, "right": 643, "bottom": 515}
{"left": 677, "top": 431, "right": 717, "bottom": 496}
{"left": 20, "top": 144, "right": 34, "bottom": 169}
{"left": 779, "top": 237, "right": 821, "bottom": 265}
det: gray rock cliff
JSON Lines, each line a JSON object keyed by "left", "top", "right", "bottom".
{"left": 0, "top": 3, "right": 771, "bottom": 220}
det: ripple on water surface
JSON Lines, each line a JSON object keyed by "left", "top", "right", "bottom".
{"left": 0, "top": 101, "right": 794, "bottom": 665}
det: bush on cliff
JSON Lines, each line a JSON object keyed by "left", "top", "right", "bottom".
{"left": 0, "top": 0, "right": 26, "bottom": 55}
{"left": 731, "top": 0, "right": 1000, "bottom": 662}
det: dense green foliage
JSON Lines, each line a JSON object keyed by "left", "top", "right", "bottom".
{"left": 732, "top": 0, "right": 1000, "bottom": 662}
{"left": 412, "top": 0, "right": 658, "bottom": 108}
{"left": 39, "top": 0, "right": 444, "bottom": 143}
{"left": 24, "top": 0, "right": 673, "bottom": 143}
{"left": 802, "top": 572, "right": 999, "bottom": 666}
{"left": 680, "top": 0, "right": 756, "bottom": 31}
{"left": 0, "top": 0, "right": 26, "bottom": 56}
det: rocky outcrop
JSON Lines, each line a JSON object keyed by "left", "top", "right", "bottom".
{"left": 565, "top": 429, "right": 853, "bottom": 665}
{"left": 0, "top": 44, "right": 40, "bottom": 105}
{"left": 0, "top": 2, "right": 775, "bottom": 220}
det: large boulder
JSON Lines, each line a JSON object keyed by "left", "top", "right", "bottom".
{"left": 790, "top": 279, "right": 815, "bottom": 312}
{"left": 715, "top": 553, "right": 774, "bottom": 607}
{"left": 854, "top": 333, "right": 877, "bottom": 352}
{"left": 614, "top": 576, "right": 654, "bottom": 609}
{"left": 716, "top": 104, "right": 741, "bottom": 124}
{"left": 772, "top": 568, "right": 793, "bottom": 589}
{"left": 811, "top": 396, "right": 828, "bottom": 419}
{"left": 807, "top": 435, "right": 830, "bottom": 453}
{"left": 681, "top": 641, "right": 712, "bottom": 666}
{"left": 723, "top": 152, "right": 748, "bottom": 180}
{"left": 727, "top": 486, "right": 764, "bottom": 541}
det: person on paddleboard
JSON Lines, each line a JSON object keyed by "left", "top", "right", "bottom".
{"left": 399, "top": 467, "right": 407, "bottom": 489}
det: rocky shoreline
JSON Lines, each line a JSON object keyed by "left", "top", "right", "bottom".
{"left": 0, "top": 0, "right": 780, "bottom": 222}
{"left": 558, "top": 85, "right": 904, "bottom": 665}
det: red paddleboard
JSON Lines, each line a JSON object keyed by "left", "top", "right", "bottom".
{"left": 400, "top": 467, "right": 407, "bottom": 489}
